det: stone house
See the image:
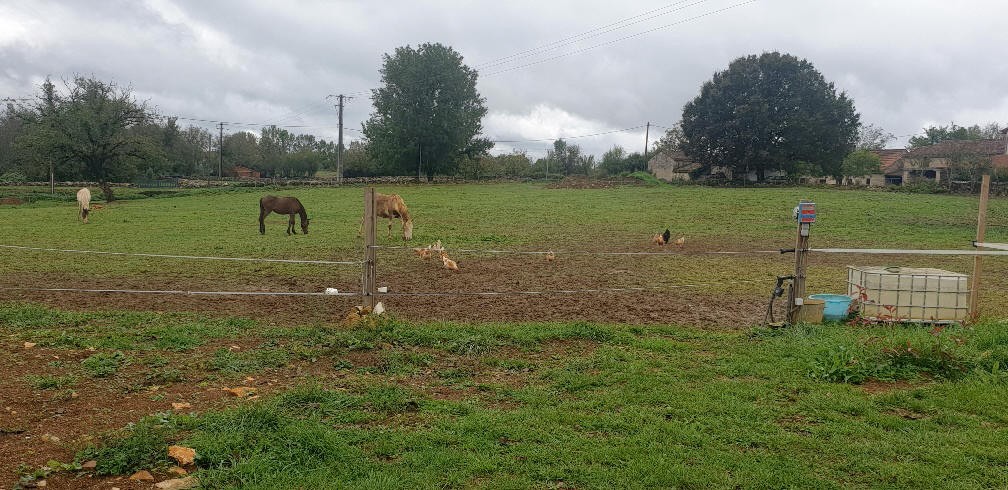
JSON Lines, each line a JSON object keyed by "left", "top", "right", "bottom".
{"left": 647, "top": 151, "right": 701, "bottom": 181}
{"left": 883, "top": 138, "right": 1007, "bottom": 185}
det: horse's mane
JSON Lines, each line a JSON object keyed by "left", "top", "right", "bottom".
{"left": 392, "top": 195, "right": 411, "bottom": 223}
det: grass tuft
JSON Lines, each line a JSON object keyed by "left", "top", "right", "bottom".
{"left": 25, "top": 374, "right": 78, "bottom": 390}
{"left": 81, "top": 351, "right": 128, "bottom": 378}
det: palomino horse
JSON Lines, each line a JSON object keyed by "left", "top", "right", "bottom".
{"left": 76, "top": 187, "right": 91, "bottom": 223}
{"left": 259, "top": 195, "right": 309, "bottom": 235}
{"left": 360, "top": 193, "right": 413, "bottom": 241}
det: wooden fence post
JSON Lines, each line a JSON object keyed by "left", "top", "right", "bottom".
{"left": 788, "top": 201, "right": 815, "bottom": 324}
{"left": 969, "top": 174, "right": 991, "bottom": 320}
{"left": 788, "top": 224, "right": 811, "bottom": 324}
{"left": 363, "top": 187, "right": 377, "bottom": 310}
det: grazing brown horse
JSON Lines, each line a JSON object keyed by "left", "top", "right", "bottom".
{"left": 359, "top": 193, "right": 413, "bottom": 241}
{"left": 259, "top": 196, "right": 309, "bottom": 235}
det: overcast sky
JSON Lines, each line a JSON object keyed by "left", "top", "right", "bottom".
{"left": 3, "top": 0, "right": 1007, "bottom": 158}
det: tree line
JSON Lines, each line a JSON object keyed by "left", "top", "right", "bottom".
{"left": 4, "top": 47, "right": 1004, "bottom": 197}
{"left": 0, "top": 77, "right": 348, "bottom": 200}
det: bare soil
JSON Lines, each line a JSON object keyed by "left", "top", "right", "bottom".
{"left": 0, "top": 249, "right": 765, "bottom": 328}
{"left": 0, "top": 327, "right": 597, "bottom": 488}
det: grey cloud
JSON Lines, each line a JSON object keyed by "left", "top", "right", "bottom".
{"left": 3, "top": 0, "right": 1007, "bottom": 155}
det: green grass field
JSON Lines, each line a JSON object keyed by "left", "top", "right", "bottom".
{"left": 1, "top": 182, "right": 1007, "bottom": 488}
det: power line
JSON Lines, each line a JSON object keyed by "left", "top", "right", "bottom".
{"left": 476, "top": 0, "right": 706, "bottom": 70}
{"left": 272, "top": 98, "right": 336, "bottom": 125}
{"left": 154, "top": 114, "right": 345, "bottom": 130}
{"left": 489, "top": 125, "right": 646, "bottom": 143}
{"left": 484, "top": 0, "right": 758, "bottom": 77}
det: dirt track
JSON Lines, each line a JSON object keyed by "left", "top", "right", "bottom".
{"left": 0, "top": 249, "right": 767, "bottom": 328}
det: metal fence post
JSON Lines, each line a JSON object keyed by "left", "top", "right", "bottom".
{"left": 363, "top": 187, "right": 377, "bottom": 310}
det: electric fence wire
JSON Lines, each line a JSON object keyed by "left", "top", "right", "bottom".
{"left": 0, "top": 286, "right": 359, "bottom": 297}
{"left": 0, "top": 244, "right": 363, "bottom": 265}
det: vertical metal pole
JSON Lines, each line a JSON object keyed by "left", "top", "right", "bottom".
{"left": 643, "top": 121, "right": 650, "bottom": 168}
{"left": 789, "top": 220, "right": 810, "bottom": 324}
{"left": 337, "top": 94, "right": 344, "bottom": 184}
{"left": 218, "top": 122, "right": 224, "bottom": 179}
{"left": 363, "top": 187, "right": 377, "bottom": 310}
{"left": 969, "top": 174, "right": 991, "bottom": 319}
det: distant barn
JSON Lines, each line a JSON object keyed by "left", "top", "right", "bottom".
{"left": 230, "top": 165, "right": 261, "bottom": 179}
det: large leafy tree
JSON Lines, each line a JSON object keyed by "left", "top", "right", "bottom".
{"left": 363, "top": 43, "right": 492, "bottom": 180}
{"left": 0, "top": 107, "right": 25, "bottom": 178}
{"left": 908, "top": 123, "right": 1002, "bottom": 149}
{"left": 652, "top": 122, "right": 685, "bottom": 156}
{"left": 222, "top": 131, "right": 261, "bottom": 172}
{"left": 841, "top": 149, "right": 882, "bottom": 179}
{"left": 546, "top": 139, "right": 596, "bottom": 176}
{"left": 14, "top": 76, "right": 155, "bottom": 200}
{"left": 856, "top": 123, "right": 895, "bottom": 151}
{"left": 681, "top": 52, "right": 860, "bottom": 181}
{"left": 341, "top": 140, "right": 379, "bottom": 177}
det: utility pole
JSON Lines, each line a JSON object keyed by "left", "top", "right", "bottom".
{"left": 643, "top": 121, "right": 651, "bottom": 171}
{"left": 218, "top": 122, "right": 224, "bottom": 179}
{"left": 417, "top": 142, "right": 423, "bottom": 182}
{"left": 207, "top": 133, "right": 213, "bottom": 185}
{"left": 336, "top": 94, "right": 346, "bottom": 184}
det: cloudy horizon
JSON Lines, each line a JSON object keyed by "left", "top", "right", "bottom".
{"left": 3, "top": 0, "right": 1007, "bottom": 159}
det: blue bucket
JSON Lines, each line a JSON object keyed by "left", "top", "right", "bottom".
{"left": 808, "top": 294, "right": 853, "bottom": 321}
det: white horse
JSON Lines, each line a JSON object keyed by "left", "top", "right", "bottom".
{"left": 76, "top": 187, "right": 91, "bottom": 223}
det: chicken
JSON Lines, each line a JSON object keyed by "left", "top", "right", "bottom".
{"left": 414, "top": 247, "right": 432, "bottom": 259}
{"left": 441, "top": 252, "right": 459, "bottom": 271}
{"left": 652, "top": 229, "right": 672, "bottom": 246}
{"left": 431, "top": 240, "right": 444, "bottom": 252}
{"left": 545, "top": 251, "right": 555, "bottom": 262}
{"left": 673, "top": 235, "right": 686, "bottom": 249}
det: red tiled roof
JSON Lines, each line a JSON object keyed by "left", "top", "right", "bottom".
{"left": 906, "top": 139, "right": 1006, "bottom": 158}
{"left": 871, "top": 149, "right": 908, "bottom": 174}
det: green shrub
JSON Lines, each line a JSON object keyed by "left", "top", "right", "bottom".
{"left": 808, "top": 328, "right": 978, "bottom": 384}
